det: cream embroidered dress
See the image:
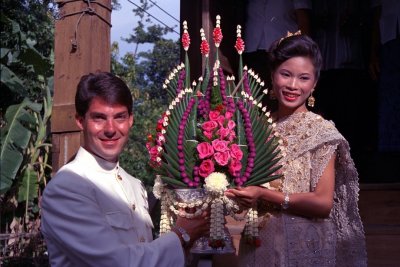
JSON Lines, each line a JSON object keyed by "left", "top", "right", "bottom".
{"left": 238, "top": 111, "right": 367, "bottom": 267}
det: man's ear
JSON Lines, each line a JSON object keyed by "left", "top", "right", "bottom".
{"left": 129, "top": 114, "right": 134, "bottom": 127}
{"left": 75, "top": 113, "right": 85, "bottom": 130}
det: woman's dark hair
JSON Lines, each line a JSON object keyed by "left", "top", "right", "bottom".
{"left": 268, "top": 34, "right": 323, "bottom": 80}
{"left": 75, "top": 72, "right": 133, "bottom": 117}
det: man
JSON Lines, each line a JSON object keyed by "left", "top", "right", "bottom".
{"left": 41, "top": 72, "right": 208, "bottom": 267}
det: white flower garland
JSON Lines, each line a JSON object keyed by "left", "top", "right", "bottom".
{"left": 244, "top": 207, "right": 259, "bottom": 238}
{"left": 153, "top": 174, "right": 260, "bottom": 245}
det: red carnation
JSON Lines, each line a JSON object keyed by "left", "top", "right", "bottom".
{"left": 182, "top": 32, "right": 190, "bottom": 51}
{"left": 156, "top": 123, "right": 164, "bottom": 131}
{"left": 235, "top": 37, "right": 245, "bottom": 54}
{"left": 200, "top": 39, "right": 210, "bottom": 56}
{"left": 213, "top": 27, "right": 223, "bottom": 47}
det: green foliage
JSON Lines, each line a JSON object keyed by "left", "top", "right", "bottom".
{"left": 1, "top": 3, "right": 53, "bottom": 263}
{"left": 1, "top": 98, "right": 41, "bottom": 194}
{"left": 135, "top": 39, "right": 180, "bottom": 102}
{"left": 1, "top": 0, "right": 54, "bottom": 114}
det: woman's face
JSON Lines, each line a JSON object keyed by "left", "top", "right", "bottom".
{"left": 272, "top": 56, "right": 317, "bottom": 116}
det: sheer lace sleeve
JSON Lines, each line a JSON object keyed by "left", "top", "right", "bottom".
{"left": 310, "top": 143, "right": 338, "bottom": 190}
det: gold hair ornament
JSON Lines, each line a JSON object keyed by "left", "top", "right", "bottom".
{"left": 279, "top": 30, "right": 302, "bottom": 45}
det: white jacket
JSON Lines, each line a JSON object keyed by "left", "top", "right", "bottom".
{"left": 41, "top": 147, "right": 184, "bottom": 267}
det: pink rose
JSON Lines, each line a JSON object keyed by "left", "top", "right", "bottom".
{"left": 229, "top": 159, "right": 242, "bottom": 176}
{"left": 214, "top": 151, "right": 230, "bottom": 166}
{"left": 202, "top": 120, "right": 218, "bottom": 132}
{"left": 217, "top": 115, "right": 226, "bottom": 127}
{"left": 197, "top": 142, "right": 214, "bottom": 159}
{"left": 149, "top": 146, "right": 159, "bottom": 157}
{"left": 225, "top": 111, "right": 233, "bottom": 119}
{"left": 217, "top": 115, "right": 225, "bottom": 126}
{"left": 217, "top": 127, "right": 230, "bottom": 139}
{"left": 199, "top": 159, "right": 215, "bottom": 177}
{"left": 212, "top": 139, "right": 229, "bottom": 152}
{"left": 227, "top": 120, "right": 236, "bottom": 130}
{"left": 203, "top": 131, "right": 213, "bottom": 140}
{"left": 228, "top": 130, "right": 236, "bottom": 142}
{"left": 230, "top": 144, "right": 243, "bottom": 160}
{"left": 209, "top": 110, "right": 220, "bottom": 121}
{"left": 146, "top": 142, "right": 152, "bottom": 150}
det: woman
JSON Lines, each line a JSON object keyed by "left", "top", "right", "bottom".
{"left": 225, "top": 34, "right": 367, "bottom": 266}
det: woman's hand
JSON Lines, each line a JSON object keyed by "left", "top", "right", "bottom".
{"left": 225, "top": 186, "right": 262, "bottom": 209}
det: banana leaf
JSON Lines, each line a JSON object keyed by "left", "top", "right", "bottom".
{"left": 0, "top": 98, "right": 42, "bottom": 194}
{"left": 0, "top": 64, "right": 26, "bottom": 95}
{"left": 17, "top": 166, "right": 38, "bottom": 203}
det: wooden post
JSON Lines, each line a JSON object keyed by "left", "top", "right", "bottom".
{"left": 51, "top": 0, "right": 112, "bottom": 173}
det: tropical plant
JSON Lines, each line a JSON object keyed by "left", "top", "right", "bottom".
{"left": 0, "top": 83, "right": 52, "bottom": 264}
{"left": 1, "top": 1, "right": 54, "bottom": 263}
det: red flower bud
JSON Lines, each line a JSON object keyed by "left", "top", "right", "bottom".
{"left": 200, "top": 40, "right": 210, "bottom": 56}
{"left": 182, "top": 32, "right": 191, "bottom": 51}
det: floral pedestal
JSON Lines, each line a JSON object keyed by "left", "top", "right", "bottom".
{"left": 190, "top": 229, "right": 235, "bottom": 255}
{"left": 172, "top": 188, "right": 235, "bottom": 255}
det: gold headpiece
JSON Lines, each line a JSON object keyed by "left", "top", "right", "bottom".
{"left": 279, "top": 30, "right": 302, "bottom": 45}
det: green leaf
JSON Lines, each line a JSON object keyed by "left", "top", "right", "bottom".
{"left": 161, "top": 161, "right": 181, "bottom": 180}
{"left": 160, "top": 175, "right": 187, "bottom": 188}
{"left": 0, "top": 99, "right": 41, "bottom": 194}
{"left": 1, "top": 48, "right": 10, "bottom": 60}
{"left": 184, "top": 52, "right": 190, "bottom": 87}
{"left": 245, "top": 165, "right": 283, "bottom": 185}
{"left": 17, "top": 167, "right": 38, "bottom": 202}
{"left": 19, "top": 45, "right": 50, "bottom": 76}
{"left": 0, "top": 64, "right": 26, "bottom": 95}
{"left": 250, "top": 156, "right": 281, "bottom": 178}
{"left": 163, "top": 151, "right": 180, "bottom": 171}
{"left": 183, "top": 139, "right": 198, "bottom": 180}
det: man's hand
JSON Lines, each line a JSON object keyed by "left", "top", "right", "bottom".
{"left": 175, "top": 211, "right": 210, "bottom": 248}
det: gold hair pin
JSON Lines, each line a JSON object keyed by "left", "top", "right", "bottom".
{"left": 279, "top": 30, "right": 302, "bottom": 45}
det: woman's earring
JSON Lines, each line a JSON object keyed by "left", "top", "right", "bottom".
{"left": 307, "top": 93, "right": 315, "bottom": 107}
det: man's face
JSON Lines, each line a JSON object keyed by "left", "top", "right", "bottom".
{"left": 76, "top": 97, "right": 133, "bottom": 162}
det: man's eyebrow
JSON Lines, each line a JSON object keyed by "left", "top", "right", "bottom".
{"left": 115, "top": 111, "right": 129, "bottom": 116}
{"left": 89, "top": 111, "right": 106, "bottom": 117}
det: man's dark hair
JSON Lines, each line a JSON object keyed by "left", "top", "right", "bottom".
{"left": 268, "top": 35, "right": 323, "bottom": 80}
{"left": 75, "top": 72, "right": 133, "bottom": 117}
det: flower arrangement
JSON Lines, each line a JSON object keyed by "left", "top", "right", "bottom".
{"left": 147, "top": 16, "right": 283, "bottom": 251}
